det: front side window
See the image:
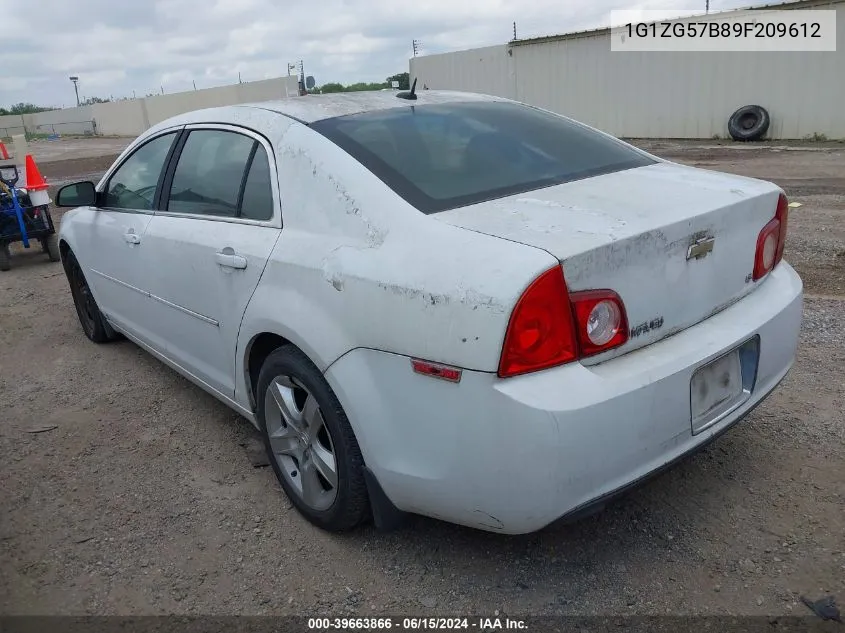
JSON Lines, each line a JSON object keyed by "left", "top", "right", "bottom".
{"left": 311, "top": 101, "right": 655, "bottom": 214}
{"left": 105, "top": 132, "right": 176, "bottom": 210}
{"left": 167, "top": 130, "right": 255, "bottom": 217}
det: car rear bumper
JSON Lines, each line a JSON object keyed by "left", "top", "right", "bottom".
{"left": 325, "top": 263, "right": 803, "bottom": 534}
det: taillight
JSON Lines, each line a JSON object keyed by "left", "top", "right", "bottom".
{"left": 497, "top": 267, "right": 578, "bottom": 378}
{"left": 497, "top": 267, "right": 629, "bottom": 378}
{"left": 753, "top": 193, "right": 789, "bottom": 281}
{"left": 570, "top": 290, "right": 628, "bottom": 357}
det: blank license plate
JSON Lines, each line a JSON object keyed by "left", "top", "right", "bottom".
{"left": 690, "top": 350, "right": 743, "bottom": 433}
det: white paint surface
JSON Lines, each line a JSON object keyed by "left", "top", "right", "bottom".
{"left": 58, "top": 93, "right": 804, "bottom": 533}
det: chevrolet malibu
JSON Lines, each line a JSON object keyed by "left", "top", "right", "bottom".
{"left": 55, "top": 90, "right": 803, "bottom": 534}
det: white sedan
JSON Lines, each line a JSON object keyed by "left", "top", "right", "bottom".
{"left": 55, "top": 89, "right": 803, "bottom": 534}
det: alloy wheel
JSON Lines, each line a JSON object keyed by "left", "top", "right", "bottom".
{"left": 264, "top": 375, "right": 338, "bottom": 511}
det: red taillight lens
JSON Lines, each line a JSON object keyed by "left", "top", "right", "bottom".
{"left": 497, "top": 267, "right": 578, "bottom": 378}
{"left": 498, "top": 267, "right": 629, "bottom": 378}
{"left": 570, "top": 290, "right": 629, "bottom": 357}
{"left": 753, "top": 193, "right": 789, "bottom": 281}
{"left": 774, "top": 192, "right": 788, "bottom": 264}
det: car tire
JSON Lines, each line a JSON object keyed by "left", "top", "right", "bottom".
{"left": 63, "top": 250, "right": 120, "bottom": 343}
{"left": 0, "top": 243, "right": 10, "bottom": 271}
{"left": 44, "top": 234, "right": 61, "bottom": 262}
{"left": 257, "top": 345, "right": 370, "bottom": 532}
{"left": 728, "top": 105, "right": 770, "bottom": 142}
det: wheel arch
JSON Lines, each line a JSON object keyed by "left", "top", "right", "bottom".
{"left": 58, "top": 237, "right": 72, "bottom": 263}
{"left": 243, "top": 331, "right": 292, "bottom": 411}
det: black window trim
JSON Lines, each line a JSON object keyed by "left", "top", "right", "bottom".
{"left": 96, "top": 127, "right": 184, "bottom": 214}
{"left": 154, "top": 123, "right": 281, "bottom": 227}
{"left": 235, "top": 141, "right": 260, "bottom": 216}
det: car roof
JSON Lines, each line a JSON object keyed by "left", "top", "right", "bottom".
{"left": 237, "top": 90, "right": 508, "bottom": 124}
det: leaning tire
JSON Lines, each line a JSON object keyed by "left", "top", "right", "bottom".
{"left": 0, "top": 243, "right": 10, "bottom": 271}
{"left": 45, "top": 234, "right": 61, "bottom": 262}
{"left": 257, "top": 346, "right": 370, "bottom": 532}
{"left": 728, "top": 105, "right": 770, "bottom": 142}
{"left": 63, "top": 250, "right": 119, "bottom": 343}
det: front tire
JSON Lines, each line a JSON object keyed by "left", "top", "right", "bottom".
{"left": 63, "top": 250, "right": 120, "bottom": 343}
{"left": 257, "top": 346, "right": 370, "bottom": 532}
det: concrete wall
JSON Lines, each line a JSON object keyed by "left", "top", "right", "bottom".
{"left": 23, "top": 106, "right": 95, "bottom": 135}
{"left": 141, "top": 76, "right": 299, "bottom": 128}
{"left": 410, "top": 0, "right": 845, "bottom": 139}
{"left": 1, "top": 75, "right": 302, "bottom": 139}
{"left": 91, "top": 100, "right": 150, "bottom": 137}
{"left": 0, "top": 114, "right": 26, "bottom": 138}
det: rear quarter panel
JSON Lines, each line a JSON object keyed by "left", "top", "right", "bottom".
{"left": 236, "top": 121, "right": 558, "bottom": 389}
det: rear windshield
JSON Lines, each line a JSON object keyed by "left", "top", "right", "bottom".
{"left": 311, "top": 101, "right": 654, "bottom": 214}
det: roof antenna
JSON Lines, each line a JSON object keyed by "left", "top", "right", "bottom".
{"left": 396, "top": 78, "right": 417, "bottom": 100}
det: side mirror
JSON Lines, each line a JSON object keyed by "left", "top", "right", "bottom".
{"left": 56, "top": 181, "right": 97, "bottom": 207}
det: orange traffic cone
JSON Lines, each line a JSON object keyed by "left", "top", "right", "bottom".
{"left": 0, "top": 141, "right": 9, "bottom": 160}
{"left": 24, "top": 154, "right": 51, "bottom": 207}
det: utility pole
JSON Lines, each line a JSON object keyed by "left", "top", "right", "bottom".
{"left": 706, "top": 0, "right": 710, "bottom": 13}
{"left": 193, "top": 80, "right": 197, "bottom": 90}
{"left": 238, "top": 72, "right": 242, "bottom": 84}
{"left": 69, "top": 76, "right": 80, "bottom": 107}
{"left": 513, "top": 21, "right": 517, "bottom": 40}
{"left": 412, "top": 39, "right": 420, "bottom": 57}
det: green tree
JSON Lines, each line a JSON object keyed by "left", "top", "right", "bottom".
{"left": 1, "top": 103, "right": 54, "bottom": 115}
{"left": 386, "top": 72, "right": 410, "bottom": 90}
{"left": 318, "top": 82, "right": 346, "bottom": 93}
{"left": 345, "top": 82, "right": 388, "bottom": 92}
{"left": 81, "top": 96, "right": 111, "bottom": 105}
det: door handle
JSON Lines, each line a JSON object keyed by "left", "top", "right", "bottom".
{"left": 215, "top": 250, "right": 247, "bottom": 270}
{"left": 123, "top": 232, "right": 140, "bottom": 244}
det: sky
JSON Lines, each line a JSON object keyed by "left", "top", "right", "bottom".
{"left": 5, "top": 0, "right": 763, "bottom": 109}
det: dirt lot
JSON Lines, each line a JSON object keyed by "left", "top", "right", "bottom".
{"left": 1, "top": 138, "right": 843, "bottom": 618}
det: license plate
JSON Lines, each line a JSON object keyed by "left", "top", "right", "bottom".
{"left": 690, "top": 349, "right": 743, "bottom": 434}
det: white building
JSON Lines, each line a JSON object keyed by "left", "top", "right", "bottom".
{"left": 409, "top": 0, "right": 844, "bottom": 139}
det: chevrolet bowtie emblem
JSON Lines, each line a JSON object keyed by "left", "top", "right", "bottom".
{"left": 687, "top": 236, "right": 716, "bottom": 260}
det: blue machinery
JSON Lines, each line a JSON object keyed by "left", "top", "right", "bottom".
{"left": 0, "top": 166, "right": 31, "bottom": 247}
{"left": 0, "top": 163, "right": 59, "bottom": 271}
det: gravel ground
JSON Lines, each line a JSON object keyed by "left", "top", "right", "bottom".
{"left": 1, "top": 138, "right": 843, "bottom": 618}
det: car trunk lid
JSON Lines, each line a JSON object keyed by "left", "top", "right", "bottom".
{"left": 434, "top": 161, "right": 784, "bottom": 362}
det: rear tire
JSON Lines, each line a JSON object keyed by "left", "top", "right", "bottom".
{"left": 257, "top": 346, "right": 370, "bottom": 532}
{"left": 0, "top": 243, "right": 9, "bottom": 271}
{"left": 63, "top": 250, "right": 120, "bottom": 343}
{"left": 44, "top": 234, "right": 61, "bottom": 262}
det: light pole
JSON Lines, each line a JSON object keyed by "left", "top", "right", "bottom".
{"left": 69, "top": 76, "right": 80, "bottom": 107}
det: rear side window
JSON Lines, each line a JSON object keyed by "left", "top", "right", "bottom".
{"left": 239, "top": 144, "right": 273, "bottom": 221}
{"left": 167, "top": 130, "right": 255, "bottom": 217}
{"left": 311, "top": 101, "right": 654, "bottom": 214}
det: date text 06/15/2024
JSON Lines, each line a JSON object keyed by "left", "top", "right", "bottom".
{"left": 307, "top": 617, "right": 528, "bottom": 630}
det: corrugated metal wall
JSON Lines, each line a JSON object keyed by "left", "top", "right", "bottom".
{"left": 410, "top": 1, "right": 845, "bottom": 139}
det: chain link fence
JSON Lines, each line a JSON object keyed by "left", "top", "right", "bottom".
{"left": 0, "top": 125, "right": 26, "bottom": 140}
{"left": 31, "top": 120, "right": 96, "bottom": 137}
{"left": 1, "top": 121, "right": 96, "bottom": 141}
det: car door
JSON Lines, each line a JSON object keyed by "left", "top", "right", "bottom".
{"left": 75, "top": 130, "right": 180, "bottom": 341}
{"left": 140, "top": 125, "right": 281, "bottom": 398}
